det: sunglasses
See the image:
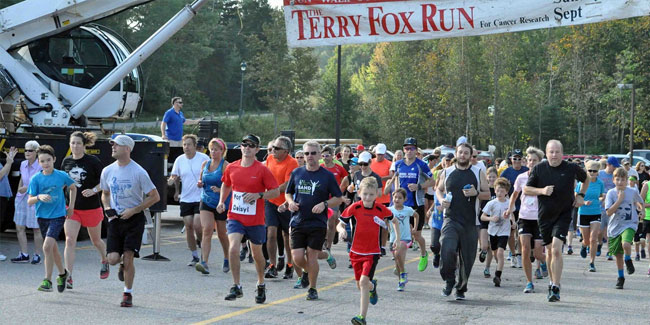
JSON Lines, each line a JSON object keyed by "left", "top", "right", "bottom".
{"left": 472, "top": 155, "right": 477, "bottom": 158}
{"left": 24, "top": 149, "right": 35, "bottom": 152}
{"left": 176, "top": 101, "right": 183, "bottom": 104}
{"left": 304, "top": 151, "right": 318, "bottom": 156}
{"left": 321, "top": 154, "right": 332, "bottom": 158}
{"left": 431, "top": 156, "right": 440, "bottom": 160}
{"left": 404, "top": 146, "right": 416, "bottom": 151}
{"left": 588, "top": 169, "right": 598, "bottom": 173}
{"left": 359, "top": 162, "right": 369, "bottom": 166}
{"left": 241, "top": 142, "right": 257, "bottom": 148}
{"left": 272, "top": 146, "right": 287, "bottom": 151}
{"left": 296, "top": 156, "right": 304, "bottom": 159}
{"left": 512, "top": 157, "right": 522, "bottom": 161}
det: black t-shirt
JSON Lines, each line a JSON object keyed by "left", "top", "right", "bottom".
{"left": 445, "top": 166, "right": 479, "bottom": 227}
{"left": 526, "top": 160, "right": 587, "bottom": 219}
{"left": 352, "top": 170, "right": 383, "bottom": 202}
{"left": 61, "top": 154, "right": 103, "bottom": 210}
{"left": 286, "top": 166, "right": 343, "bottom": 229}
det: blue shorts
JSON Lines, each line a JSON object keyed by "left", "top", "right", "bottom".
{"left": 265, "top": 201, "right": 291, "bottom": 232}
{"left": 37, "top": 217, "right": 65, "bottom": 239}
{"left": 227, "top": 219, "right": 266, "bottom": 245}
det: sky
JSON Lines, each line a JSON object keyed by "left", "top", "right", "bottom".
{"left": 269, "top": 0, "right": 283, "bottom": 8}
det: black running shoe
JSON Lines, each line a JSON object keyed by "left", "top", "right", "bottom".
{"left": 441, "top": 281, "right": 454, "bottom": 297}
{"left": 306, "top": 288, "right": 318, "bottom": 300}
{"left": 615, "top": 277, "right": 625, "bottom": 289}
{"left": 625, "top": 259, "right": 635, "bottom": 275}
{"left": 255, "top": 284, "right": 266, "bottom": 304}
{"left": 239, "top": 245, "right": 248, "bottom": 262}
{"left": 454, "top": 290, "right": 465, "bottom": 301}
{"left": 548, "top": 286, "right": 560, "bottom": 302}
{"left": 265, "top": 265, "right": 278, "bottom": 279}
{"left": 277, "top": 256, "right": 285, "bottom": 272}
{"left": 433, "top": 254, "right": 441, "bottom": 268}
{"left": 283, "top": 266, "right": 293, "bottom": 279}
{"left": 225, "top": 284, "right": 243, "bottom": 300}
{"left": 493, "top": 276, "right": 501, "bottom": 287}
{"left": 580, "top": 246, "right": 588, "bottom": 259}
{"left": 381, "top": 247, "right": 386, "bottom": 256}
{"left": 479, "top": 251, "right": 486, "bottom": 263}
{"left": 248, "top": 253, "right": 254, "bottom": 264}
{"left": 118, "top": 263, "right": 124, "bottom": 282}
{"left": 56, "top": 270, "right": 69, "bottom": 293}
{"left": 120, "top": 292, "right": 133, "bottom": 307}
{"left": 300, "top": 272, "right": 310, "bottom": 288}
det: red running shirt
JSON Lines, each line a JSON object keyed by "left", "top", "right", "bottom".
{"left": 340, "top": 201, "right": 393, "bottom": 255}
{"left": 321, "top": 163, "right": 348, "bottom": 185}
{"left": 222, "top": 160, "right": 279, "bottom": 226}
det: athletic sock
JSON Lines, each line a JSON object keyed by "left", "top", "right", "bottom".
{"left": 495, "top": 270, "right": 502, "bottom": 278}
{"left": 192, "top": 250, "right": 199, "bottom": 258}
{"left": 618, "top": 269, "right": 624, "bottom": 278}
{"left": 124, "top": 287, "right": 133, "bottom": 294}
{"left": 624, "top": 254, "right": 631, "bottom": 261}
{"left": 279, "top": 255, "right": 285, "bottom": 259}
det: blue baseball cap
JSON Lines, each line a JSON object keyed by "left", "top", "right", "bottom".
{"left": 350, "top": 157, "right": 359, "bottom": 166}
{"left": 606, "top": 156, "right": 620, "bottom": 168}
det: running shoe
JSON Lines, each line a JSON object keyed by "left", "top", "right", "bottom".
{"left": 541, "top": 263, "right": 549, "bottom": 277}
{"left": 38, "top": 279, "right": 52, "bottom": 292}
{"left": 326, "top": 249, "right": 337, "bottom": 269}
{"left": 196, "top": 261, "right": 210, "bottom": 275}
{"left": 642, "top": 249, "right": 646, "bottom": 259}
{"left": 493, "top": 276, "right": 501, "bottom": 287}
{"left": 510, "top": 256, "right": 517, "bottom": 268}
{"left": 222, "top": 259, "right": 230, "bottom": 273}
{"left": 535, "top": 268, "right": 543, "bottom": 279}
{"left": 306, "top": 288, "right": 318, "bottom": 300}
{"left": 455, "top": 290, "right": 466, "bottom": 301}
{"left": 615, "top": 277, "right": 625, "bottom": 289}
{"left": 118, "top": 263, "right": 124, "bottom": 282}
{"left": 300, "top": 272, "right": 310, "bottom": 288}
{"left": 369, "top": 279, "right": 378, "bottom": 305}
{"left": 479, "top": 250, "right": 487, "bottom": 263}
{"left": 483, "top": 268, "right": 490, "bottom": 278}
{"left": 56, "top": 270, "right": 69, "bottom": 293}
{"left": 293, "top": 278, "right": 303, "bottom": 289}
{"left": 397, "top": 282, "right": 405, "bottom": 291}
{"left": 596, "top": 244, "right": 602, "bottom": 257}
{"left": 412, "top": 242, "right": 419, "bottom": 251}
{"left": 433, "top": 254, "right": 440, "bottom": 268}
{"left": 418, "top": 252, "right": 429, "bottom": 272}
{"left": 635, "top": 254, "right": 640, "bottom": 261}
{"left": 381, "top": 247, "right": 387, "bottom": 256}
{"left": 607, "top": 253, "right": 613, "bottom": 261}
{"left": 283, "top": 265, "right": 293, "bottom": 279}
{"left": 121, "top": 292, "right": 133, "bottom": 307}
{"left": 240, "top": 245, "right": 248, "bottom": 261}
{"left": 567, "top": 246, "right": 573, "bottom": 255}
{"left": 580, "top": 246, "right": 588, "bottom": 259}
{"left": 277, "top": 256, "right": 285, "bottom": 272}
{"left": 351, "top": 315, "right": 366, "bottom": 325}
{"left": 393, "top": 268, "right": 399, "bottom": 276}
{"left": 523, "top": 282, "right": 534, "bottom": 293}
{"left": 423, "top": 224, "right": 430, "bottom": 230}
{"left": 100, "top": 261, "right": 110, "bottom": 279}
{"left": 224, "top": 284, "right": 243, "bottom": 300}
{"left": 625, "top": 259, "right": 635, "bottom": 275}
{"left": 11, "top": 253, "right": 29, "bottom": 263}
{"left": 66, "top": 275, "right": 73, "bottom": 289}
{"left": 441, "top": 281, "right": 454, "bottom": 297}
{"left": 265, "top": 265, "right": 278, "bottom": 278}
{"left": 255, "top": 284, "right": 266, "bottom": 304}
{"left": 0, "top": 253, "right": 6, "bottom": 261}
{"left": 589, "top": 263, "right": 596, "bottom": 272}
{"left": 31, "top": 254, "right": 41, "bottom": 265}
{"left": 548, "top": 285, "right": 560, "bottom": 302}
{"left": 188, "top": 256, "right": 200, "bottom": 267}
{"left": 507, "top": 251, "right": 512, "bottom": 261}
{"left": 248, "top": 253, "right": 254, "bottom": 264}
{"left": 516, "top": 255, "right": 522, "bottom": 268}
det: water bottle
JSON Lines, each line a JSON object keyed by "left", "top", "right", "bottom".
{"left": 445, "top": 192, "right": 453, "bottom": 203}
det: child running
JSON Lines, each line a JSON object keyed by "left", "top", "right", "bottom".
{"left": 480, "top": 177, "right": 512, "bottom": 287}
{"left": 605, "top": 167, "right": 644, "bottom": 289}
{"left": 27, "top": 145, "right": 76, "bottom": 292}
{"left": 388, "top": 188, "right": 416, "bottom": 291}
{"left": 338, "top": 177, "right": 395, "bottom": 325}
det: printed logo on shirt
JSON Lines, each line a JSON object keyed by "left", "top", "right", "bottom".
{"left": 297, "top": 179, "right": 320, "bottom": 196}
{"left": 68, "top": 166, "right": 87, "bottom": 187}
{"left": 373, "top": 216, "right": 387, "bottom": 229}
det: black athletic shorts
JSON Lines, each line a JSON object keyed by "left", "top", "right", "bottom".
{"left": 489, "top": 235, "right": 509, "bottom": 251}
{"left": 644, "top": 220, "right": 650, "bottom": 236}
{"left": 265, "top": 201, "right": 291, "bottom": 232}
{"left": 290, "top": 227, "right": 326, "bottom": 250}
{"left": 480, "top": 220, "right": 489, "bottom": 230}
{"left": 425, "top": 193, "right": 434, "bottom": 201}
{"left": 199, "top": 201, "right": 227, "bottom": 221}
{"left": 569, "top": 208, "right": 578, "bottom": 231}
{"left": 578, "top": 214, "right": 601, "bottom": 227}
{"left": 409, "top": 205, "right": 425, "bottom": 231}
{"left": 634, "top": 224, "right": 644, "bottom": 242}
{"left": 180, "top": 202, "right": 200, "bottom": 217}
{"left": 517, "top": 218, "right": 542, "bottom": 241}
{"left": 538, "top": 209, "right": 572, "bottom": 246}
{"left": 107, "top": 212, "right": 146, "bottom": 258}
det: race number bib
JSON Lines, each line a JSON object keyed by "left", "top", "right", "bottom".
{"left": 231, "top": 191, "right": 257, "bottom": 215}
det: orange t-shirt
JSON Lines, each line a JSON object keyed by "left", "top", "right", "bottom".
{"left": 371, "top": 158, "right": 392, "bottom": 204}
{"left": 265, "top": 155, "right": 299, "bottom": 206}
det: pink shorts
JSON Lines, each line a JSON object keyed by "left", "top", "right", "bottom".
{"left": 69, "top": 207, "right": 104, "bottom": 228}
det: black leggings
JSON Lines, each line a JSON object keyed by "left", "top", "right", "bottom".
{"left": 430, "top": 228, "right": 441, "bottom": 255}
{"left": 262, "top": 227, "right": 285, "bottom": 260}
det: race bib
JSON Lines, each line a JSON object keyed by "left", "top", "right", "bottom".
{"left": 231, "top": 191, "right": 257, "bottom": 215}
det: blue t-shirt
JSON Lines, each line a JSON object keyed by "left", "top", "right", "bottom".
{"left": 500, "top": 166, "right": 529, "bottom": 211}
{"left": 394, "top": 159, "right": 432, "bottom": 207}
{"left": 201, "top": 159, "right": 231, "bottom": 208}
{"left": 576, "top": 179, "right": 605, "bottom": 216}
{"left": 286, "top": 166, "right": 343, "bottom": 229}
{"left": 429, "top": 193, "right": 444, "bottom": 230}
{"left": 27, "top": 169, "right": 74, "bottom": 219}
{"left": 162, "top": 107, "right": 185, "bottom": 141}
{"left": 0, "top": 163, "right": 12, "bottom": 197}
{"left": 388, "top": 206, "right": 414, "bottom": 243}
{"left": 598, "top": 170, "right": 615, "bottom": 213}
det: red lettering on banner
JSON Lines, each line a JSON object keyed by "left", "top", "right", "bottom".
{"left": 458, "top": 7, "right": 475, "bottom": 30}
{"left": 439, "top": 8, "right": 455, "bottom": 31}
{"left": 337, "top": 16, "right": 351, "bottom": 37}
{"left": 421, "top": 4, "right": 439, "bottom": 32}
{"left": 292, "top": 10, "right": 307, "bottom": 40}
{"left": 368, "top": 6, "right": 383, "bottom": 36}
{"left": 399, "top": 11, "right": 415, "bottom": 33}
{"left": 324, "top": 16, "right": 335, "bottom": 38}
{"left": 421, "top": 5, "right": 475, "bottom": 32}
{"left": 381, "top": 13, "right": 399, "bottom": 35}
{"left": 309, "top": 17, "right": 321, "bottom": 39}
{"left": 349, "top": 15, "right": 362, "bottom": 36}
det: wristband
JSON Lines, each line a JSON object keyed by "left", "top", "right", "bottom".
{"left": 577, "top": 193, "right": 585, "bottom": 198}
{"left": 259, "top": 192, "right": 264, "bottom": 199}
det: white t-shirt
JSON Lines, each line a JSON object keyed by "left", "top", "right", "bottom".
{"left": 482, "top": 198, "right": 511, "bottom": 236}
{"left": 171, "top": 152, "right": 209, "bottom": 203}
{"left": 627, "top": 168, "right": 639, "bottom": 180}
{"left": 100, "top": 160, "right": 156, "bottom": 215}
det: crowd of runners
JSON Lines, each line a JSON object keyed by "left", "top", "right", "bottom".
{"left": 2, "top": 130, "right": 650, "bottom": 325}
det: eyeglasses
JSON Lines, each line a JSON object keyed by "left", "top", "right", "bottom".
{"left": 272, "top": 146, "right": 287, "bottom": 151}
{"left": 304, "top": 151, "right": 318, "bottom": 156}
{"left": 241, "top": 142, "right": 257, "bottom": 148}
{"left": 359, "top": 162, "right": 369, "bottom": 166}
{"left": 24, "top": 149, "right": 35, "bottom": 152}
{"left": 404, "top": 146, "right": 416, "bottom": 151}
{"left": 588, "top": 169, "right": 598, "bottom": 173}
{"left": 512, "top": 157, "right": 522, "bottom": 161}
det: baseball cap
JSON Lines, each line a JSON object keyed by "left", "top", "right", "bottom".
{"left": 444, "top": 153, "right": 454, "bottom": 160}
{"left": 403, "top": 137, "right": 417, "bottom": 147}
{"left": 456, "top": 136, "right": 468, "bottom": 147}
{"left": 359, "top": 151, "right": 372, "bottom": 163}
{"left": 375, "top": 143, "right": 387, "bottom": 155}
{"left": 621, "top": 158, "right": 631, "bottom": 165}
{"left": 350, "top": 157, "right": 359, "bottom": 166}
{"left": 629, "top": 175, "right": 638, "bottom": 181}
{"left": 242, "top": 134, "right": 260, "bottom": 146}
{"left": 110, "top": 135, "right": 135, "bottom": 151}
{"left": 356, "top": 144, "right": 365, "bottom": 152}
{"left": 512, "top": 149, "right": 523, "bottom": 157}
{"left": 607, "top": 156, "right": 621, "bottom": 167}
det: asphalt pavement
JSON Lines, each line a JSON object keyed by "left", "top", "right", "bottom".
{"left": 1, "top": 207, "right": 649, "bottom": 324}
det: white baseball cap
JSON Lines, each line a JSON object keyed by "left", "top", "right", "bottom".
{"left": 375, "top": 143, "right": 387, "bottom": 155}
{"left": 110, "top": 135, "right": 135, "bottom": 151}
{"left": 359, "top": 151, "right": 372, "bottom": 163}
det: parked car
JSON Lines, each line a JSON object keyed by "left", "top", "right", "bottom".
{"left": 627, "top": 150, "right": 650, "bottom": 162}
{"left": 606, "top": 154, "right": 650, "bottom": 167}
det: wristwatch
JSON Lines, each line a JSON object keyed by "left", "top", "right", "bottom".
{"left": 93, "top": 187, "right": 98, "bottom": 193}
{"left": 323, "top": 201, "right": 329, "bottom": 208}
{"left": 577, "top": 193, "right": 585, "bottom": 198}
{"left": 258, "top": 192, "right": 264, "bottom": 199}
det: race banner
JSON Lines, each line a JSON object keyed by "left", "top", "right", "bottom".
{"left": 283, "top": 0, "right": 650, "bottom": 48}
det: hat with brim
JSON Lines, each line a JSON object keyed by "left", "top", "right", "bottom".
{"left": 110, "top": 135, "right": 135, "bottom": 151}
{"left": 242, "top": 134, "right": 260, "bottom": 146}
{"left": 607, "top": 156, "right": 621, "bottom": 167}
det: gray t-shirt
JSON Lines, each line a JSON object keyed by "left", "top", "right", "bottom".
{"left": 482, "top": 198, "right": 511, "bottom": 236}
{"left": 100, "top": 160, "right": 156, "bottom": 214}
{"left": 605, "top": 187, "right": 643, "bottom": 238}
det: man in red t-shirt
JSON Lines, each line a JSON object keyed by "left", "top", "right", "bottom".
{"left": 217, "top": 134, "right": 279, "bottom": 304}
{"left": 321, "top": 145, "right": 348, "bottom": 251}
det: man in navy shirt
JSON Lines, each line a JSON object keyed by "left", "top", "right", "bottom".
{"left": 161, "top": 97, "right": 186, "bottom": 147}
{"left": 285, "top": 140, "right": 342, "bottom": 300}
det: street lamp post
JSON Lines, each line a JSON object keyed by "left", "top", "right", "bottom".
{"left": 239, "top": 61, "right": 247, "bottom": 119}
{"left": 617, "top": 83, "right": 635, "bottom": 163}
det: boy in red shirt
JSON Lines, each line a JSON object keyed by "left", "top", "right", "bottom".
{"left": 338, "top": 177, "right": 399, "bottom": 325}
